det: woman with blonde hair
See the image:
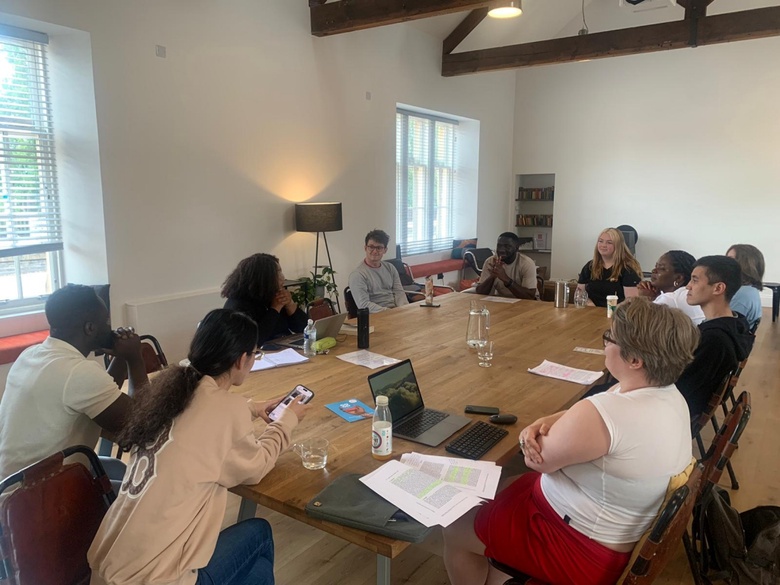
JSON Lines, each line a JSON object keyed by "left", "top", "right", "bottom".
{"left": 443, "top": 298, "right": 699, "bottom": 585}
{"left": 726, "top": 243, "right": 764, "bottom": 331}
{"left": 576, "top": 228, "right": 642, "bottom": 307}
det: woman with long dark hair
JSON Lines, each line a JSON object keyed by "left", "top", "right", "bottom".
{"left": 576, "top": 228, "right": 642, "bottom": 307}
{"left": 89, "top": 309, "right": 308, "bottom": 585}
{"left": 221, "top": 253, "right": 308, "bottom": 344}
{"left": 726, "top": 243, "right": 764, "bottom": 331}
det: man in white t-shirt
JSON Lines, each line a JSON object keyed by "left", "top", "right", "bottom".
{"left": 476, "top": 232, "right": 539, "bottom": 299}
{"left": 0, "top": 284, "right": 148, "bottom": 481}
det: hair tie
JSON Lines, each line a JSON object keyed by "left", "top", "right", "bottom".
{"left": 185, "top": 362, "right": 202, "bottom": 376}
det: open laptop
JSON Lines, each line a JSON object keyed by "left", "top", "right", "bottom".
{"left": 273, "top": 312, "right": 348, "bottom": 349}
{"left": 367, "top": 359, "right": 470, "bottom": 447}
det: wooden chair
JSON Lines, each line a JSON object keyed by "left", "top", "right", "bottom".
{"left": 0, "top": 445, "right": 115, "bottom": 585}
{"left": 308, "top": 298, "right": 335, "bottom": 321}
{"left": 487, "top": 464, "right": 703, "bottom": 585}
{"left": 683, "top": 392, "right": 751, "bottom": 584}
{"left": 690, "top": 372, "right": 732, "bottom": 462}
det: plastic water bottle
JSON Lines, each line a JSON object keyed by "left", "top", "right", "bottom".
{"left": 372, "top": 395, "right": 393, "bottom": 460}
{"left": 303, "top": 319, "right": 317, "bottom": 357}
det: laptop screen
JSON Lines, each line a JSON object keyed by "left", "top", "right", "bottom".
{"left": 367, "top": 359, "right": 424, "bottom": 421}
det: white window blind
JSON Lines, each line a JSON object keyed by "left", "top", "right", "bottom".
{"left": 396, "top": 109, "right": 457, "bottom": 256}
{"left": 0, "top": 26, "right": 61, "bottom": 260}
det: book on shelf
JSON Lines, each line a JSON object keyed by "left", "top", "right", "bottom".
{"left": 517, "top": 186, "right": 555, "bottom": 201}
{"left": 516, "top": 214, "right": 553, "bottom": 227}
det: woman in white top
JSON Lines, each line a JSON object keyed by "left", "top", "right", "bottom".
{"left": 89, "top": 309, "right": 309, "bottom": 585}
{"left": 443, "top": 298, "right": 699, "bottom": 585}
{"left": 637, "top": 250, "right": 705, "bottom": 325}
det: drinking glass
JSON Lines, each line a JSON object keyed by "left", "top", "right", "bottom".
{"left": 292, "top": 438, "right": 329, "bottom": 470}
{"left": 574, "top": 289, "right": 588, "bottom": 308}
{"left": 477, "top": 341, "right": 494, "bottom": 368}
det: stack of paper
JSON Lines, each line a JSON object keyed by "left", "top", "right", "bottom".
{"left": 337, "top": 350, "right": 399, "bottom": 370}
{"left": 528, "top": 359, "right": 603, "bottom": 385}
{"left": 360, "top": 453, "right": 502, "bottom": 527}
{"left": 251, "top": 348, "right": 309, "bottom": 372}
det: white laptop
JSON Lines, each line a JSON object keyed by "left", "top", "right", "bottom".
{"left": 273, "top": 312, "right": 348, "bottom": 349}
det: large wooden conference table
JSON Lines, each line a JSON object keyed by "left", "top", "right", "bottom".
{"left": 230, "top": 292, "right": 610, "bottom": 584}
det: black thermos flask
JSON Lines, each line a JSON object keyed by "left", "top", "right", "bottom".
{"left": 357, "top": 308, "right": 369, "bottom": 349}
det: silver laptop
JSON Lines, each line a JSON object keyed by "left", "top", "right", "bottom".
{"left": 367, "top": 359, "right": 470, "bottom": 447}
{"left": 274, "top": 312, "right": 348, "bottom": 349}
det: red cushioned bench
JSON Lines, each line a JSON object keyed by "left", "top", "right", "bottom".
{"left": 407, "top": 259, "right": 465, "bottom": 279}
{"left": 0, "top": 330, "right": 49, "bottom": 365}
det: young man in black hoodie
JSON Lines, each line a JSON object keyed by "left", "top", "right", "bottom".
{"left": 677, "top": 255, "right": 754, "bottom": 419}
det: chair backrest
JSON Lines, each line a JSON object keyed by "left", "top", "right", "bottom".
{"left": 386, "top": 258, "right": 416, "bottom": 287}
{"left": 0, "top": 445, "right": 115, "bottom": 585}
{"left": 308, "top": 298, "right": 335, "bottom": 321}
{"left": 536, "top": 276, "right": 544, "bottom": 299}
{"left": 621, "top": 464, "right": 703, "bottom": 584}
{"left": 700, "top": 391, "right": 751, "bottom": 498}
{"left": 463, "top": 248, "right": 493, "bottom": 275}
{"left": 103, "top": 333, "right": 168, "bottom": 375}
{"left": 344, "top": 287, "right": 358, "bottom": 319}
{"left": 691, "top": 371, "right": 732, "bottom": 437}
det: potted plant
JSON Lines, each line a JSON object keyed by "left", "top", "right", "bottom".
{"left": 291, "top": 266, "right": 339, "bottom": 309}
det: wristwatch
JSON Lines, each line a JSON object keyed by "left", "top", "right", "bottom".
{"left": 505, "top": 278, "right": 515, "bottom": 288}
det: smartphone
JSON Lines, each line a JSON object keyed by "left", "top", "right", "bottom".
{"left": 464, "top": 405, "right": 499, "bottom": 415}
{"left": 268, "top": 385, "right": 315, "bottom": 421}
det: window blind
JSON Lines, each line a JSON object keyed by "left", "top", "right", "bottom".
{"left": 396, "top": 109, "right": 457, "bottom": 256}
{"left": 0, "top": 29, "right": 61, "bottom": 259}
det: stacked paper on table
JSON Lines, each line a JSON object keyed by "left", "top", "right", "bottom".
{"left": 251, "top": 348, "right": 309, "bottom": 371}
{"left": 528, "top": 359, "right": 603, "bottom": 385}
{"left": 480, "top": 295, "right": 520, "bottom": 304}
{"left": 360, "top": 453, "right": 502, "bottom": 527}
{"left": 337, "top": 350, "right": 399, "bottom": 370}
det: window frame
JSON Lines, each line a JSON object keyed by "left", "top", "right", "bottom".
{"left": 396, "top": 108, "right": 459, "bottom": 256}
{"left": 0, "top": 25, "right": 63, "bottom": 317}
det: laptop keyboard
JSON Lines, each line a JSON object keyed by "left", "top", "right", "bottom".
{"left": 395, "top": 410, "right": 448, "bottom": 438}
{"left": 445, "top": 422, "right": 508, "bottom": 460}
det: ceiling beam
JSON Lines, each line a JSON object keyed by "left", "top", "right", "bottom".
{"left": 443, "top": 8, "right": 489, "bottom": 55}
{"left": 311, "top": 0, "right": 493, "bottom": 37}
{"left": 442, "top": 6, "right": 780, "bottom": 77}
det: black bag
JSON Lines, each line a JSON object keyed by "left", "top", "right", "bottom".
{"left": 697, "top": 485, "right": 780, "bottom": 584}
{"left": 305, "top": 473, "right": 433, "bottom": 543}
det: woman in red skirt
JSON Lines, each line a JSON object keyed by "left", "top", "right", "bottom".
{"left": 443, "top": 298, "right": 700, "bottom": 585}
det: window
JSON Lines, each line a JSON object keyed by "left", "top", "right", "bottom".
{"left": 0, "top": 25, "right": 62, "bottom": 315}
{"left": 396, "top": 109, "right": 458, "bottom": 256}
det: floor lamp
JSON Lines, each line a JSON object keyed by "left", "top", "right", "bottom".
{"left": 295, "top": 202, "right": 342, "bottom": 313}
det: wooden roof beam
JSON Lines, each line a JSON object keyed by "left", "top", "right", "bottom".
{"left": 311, "top": 0, "right": 494, "bottom": 37}
{"left": 443, "top": 8, "right": 489, "bottom": 55}
{"left": 442, "top": 6, "right": 780, "bottom": 76}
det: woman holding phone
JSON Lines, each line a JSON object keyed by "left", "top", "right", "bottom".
{"left": 221, "top": 253, "right": 308, "bottom": 345}
{"left": 89, "top": 309, "right": 309, "bottom": 585}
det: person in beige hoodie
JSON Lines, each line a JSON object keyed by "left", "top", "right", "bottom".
{"left": 88, "top": 308, "right": 309, "bottom": 585}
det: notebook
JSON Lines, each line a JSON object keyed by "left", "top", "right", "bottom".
{"left": 274, "top": 312, "right": 348, "bottom": 349}
{"left": 367, "top": 359, "right": 470, "bottom": 447}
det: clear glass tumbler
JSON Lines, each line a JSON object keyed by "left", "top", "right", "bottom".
{"left": 477, "top": 341, "right": 494, "bottom": 368}
{"left": 574, "top": 289, "right": 588, "bottom": 308}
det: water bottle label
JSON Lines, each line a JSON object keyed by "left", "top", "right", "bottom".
{"left": 372, "top": 424, "right": 392, "bottom": 456}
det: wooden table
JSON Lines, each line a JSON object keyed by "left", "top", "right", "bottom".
{"left": 231, "top": 293, "right": 610, "bottom": 584}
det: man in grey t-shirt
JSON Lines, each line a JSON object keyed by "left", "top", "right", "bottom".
{"left": 348, "top": 229, "right": 409, "bottom": 313}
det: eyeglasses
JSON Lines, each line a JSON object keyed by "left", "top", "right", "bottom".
{"left": 602, "top": 330, "right": 617, "bottom": 347}
{"left": 366, "top": 245, "right": 386, "bottom": 251}
{"left": 252, "top": 349, "right": 264, "bottom": 360}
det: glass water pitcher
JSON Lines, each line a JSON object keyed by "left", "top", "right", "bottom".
{"left": 466, "top": 300, "right": 490, "bottom": 349}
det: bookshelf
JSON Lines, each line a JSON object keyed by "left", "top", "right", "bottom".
{"left": 515, "top": 173, "right": 555, "bottom": 279}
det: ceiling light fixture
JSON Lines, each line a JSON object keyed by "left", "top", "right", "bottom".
{"left": 488, "top": 0, "right": 522, "bottom": 19}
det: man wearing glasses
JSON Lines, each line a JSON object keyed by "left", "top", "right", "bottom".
{"left": 348, "top": 229, "right": 409, "bottom": 313}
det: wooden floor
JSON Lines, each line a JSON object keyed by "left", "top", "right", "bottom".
{"left": 223, "top": 308, "right": 780, "bottom": 585}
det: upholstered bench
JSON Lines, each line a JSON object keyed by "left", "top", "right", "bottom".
{"left": 0, "top": 330, "right": 49, "bottom": 365}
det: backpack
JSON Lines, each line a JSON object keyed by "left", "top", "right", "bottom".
{"left": 696, "top": 484, "right": 780, "bottom": 584}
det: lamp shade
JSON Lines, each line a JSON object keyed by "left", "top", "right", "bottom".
{"left": 488, "top": 0, "right": 522, "bottom": 18}
{"left": 295, "top": 202, "right": 343, "bottom": 233}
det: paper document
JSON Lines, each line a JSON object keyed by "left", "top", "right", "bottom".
{"left": 480, "top": 295, "right": 521, "bottom": 304}
{"left": 340, "top": 323, "right": 375, "bottom": 336}
{"left": 337, "top": 350, "right": 400, "bottom": 370}
{"left": 528, "top": 359, "right": 604, "bottom": 385}
{"left": 573, "top": 346, "right": 606, "bottom": 355}
{"left": 360, "top": 460, "right": 483, "bottom": 527}
{"left": 400, "top": 453, "right": 501, "bottom": 500}
{"left": 251, "top": 348, "right": 309, "bottom": 371}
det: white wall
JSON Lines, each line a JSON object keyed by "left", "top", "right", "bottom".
{"left": 0, "top": 0, "right": 516, "bottom": 360}
{"left": 513, "top": 37, "right": 780, "bottom": 284}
